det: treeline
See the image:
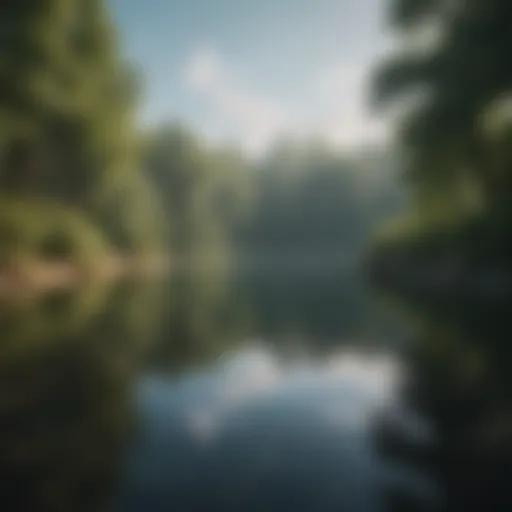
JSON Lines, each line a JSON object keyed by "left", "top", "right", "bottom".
{"left": 234, "top": 143, "right": 401, "bottom": 265}
{"left": 141, "top": 126, "right": 403, "bottom": 269}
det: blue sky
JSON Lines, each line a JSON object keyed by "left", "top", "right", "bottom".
{"left": 110, "top": 0, "right": 391, "bottom": 155}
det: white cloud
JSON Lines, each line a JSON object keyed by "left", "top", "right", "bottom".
{"left": 184, "top": 46, "right": 224, "bottom": 92}
{"left": 183, "top": 46, "right": 390, "bottom": 156}
{"left": 305, "top": 62, "right": 388, "bottom": 148}
{"left": 184, "top": 46, "right": 287, "bottom": 155}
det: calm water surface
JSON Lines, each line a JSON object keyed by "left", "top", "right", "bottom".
{"left": 0, "top": 266, "right": 510, "bottom": 512}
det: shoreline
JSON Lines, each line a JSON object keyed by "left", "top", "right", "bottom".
{"left": 0, "top": 255, "right": 170, "bottom": 297}
{"left": 367, "top": 257, "right": 512, "bottom": 301}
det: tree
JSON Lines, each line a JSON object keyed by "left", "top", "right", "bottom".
{"left": 143, "top": 124, "right": 248, "bottom": 265}
{"left": 374, "top": 0, "right": 512, "bottom": 214}
{"left": 0, "top": 0, "right": 163, "bottom": 253}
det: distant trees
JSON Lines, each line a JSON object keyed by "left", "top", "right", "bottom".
{"left": 143, "top": 124, "right": 249, "bottom": 267}
{"left": 141, "top": 123, "right": 402, "bottom": 268}
{"left": 235, "top": 142, "right": 401, "bottom": 261}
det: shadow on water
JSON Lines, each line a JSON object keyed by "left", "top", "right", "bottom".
{"left": 374, "top": 296, "right": 512, "bottom": 512}
{"left": 0, "top": 268, "right": 511, "bottom": 511}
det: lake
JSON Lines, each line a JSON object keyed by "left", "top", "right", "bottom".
{"left": 0, "top": 264, "right": 510, "bottom": 512}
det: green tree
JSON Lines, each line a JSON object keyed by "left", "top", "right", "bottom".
{"left": 374, "top": 0, "right": 512, "bottom": 215}
{"left": 0, "top": 0, "right": 163, "bottom": 253}
{"left": 143, "top": 124, "right": 248, "bottom": 266}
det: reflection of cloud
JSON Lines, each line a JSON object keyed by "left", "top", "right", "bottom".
{"left": 185, "top": 348, "right": 282, "bottom": 442}
{"left": 323, "top": 406, "right": 369, "bottom": 430}
{"left": 323, "top": 352, "right": 401, "bottom": 398}
{"left": 183, "top": 347, "right": 401, "bottom": 443}
{"left": 220, "top": 348, "right": 282, "bottom": 401}
{"left": 183, "top": 46, "right": 389, "bottom": 156}
{"left": 320, "top": 353, "right": 402, "bottom": 431}
{"left": 186, "top": 408, "right": 220, "bottom": 444}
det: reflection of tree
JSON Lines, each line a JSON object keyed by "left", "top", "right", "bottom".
{"left": 0, "top": 278, "right": 164, "bottom": 511}
{"left": 0, "top": 341, "right": 130, "bottom": 512}
{"left": 0, "top": 283, "right": 110, "bottom": 353}
{"left": 375, "top": 300, "right": 512, "bottom": 512}
{"left": 148, "top": 270, "right": 250, "bottom": 370}
{"left": 236, "top": 270, "right": 382, "bottom": 347}
{"left": 147, "top": 268, "right": 390, "bottom": 370}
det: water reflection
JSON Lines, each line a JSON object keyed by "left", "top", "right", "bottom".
{"left": 147, "top": 269, "right": 248, "bottom": 370}
{"left": 117, "top": 345, "right": 405, "bottom": 512}
{"left": 375, "top": 298, "right": 512, "bottom": 512}
{"left": 146, "top": 267, "right": 390, "bottom": 370}
{"left": 0, "top": 271, "right": 510, "bottom": 511}
{"left": 0, "top": 279, "right": 163, "bottom": 512}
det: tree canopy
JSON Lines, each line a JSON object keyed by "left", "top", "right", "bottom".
{"left": 374, "top": 0, "right": 512, "bottom": 214}
{"left": 0, "top": 0, "right": 163, "bottom": 255}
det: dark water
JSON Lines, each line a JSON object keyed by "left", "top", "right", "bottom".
{"left": 0, "top": 265, "right": 510, "bottom": 512}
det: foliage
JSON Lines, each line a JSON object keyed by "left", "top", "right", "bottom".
{"left": 143, "top": 124, "right": 249, "bottom": 266}
{"left": 0, "top": 195, "right": 109, "bottom": 266}
{"left": 374, "top": 0, "right": 512, "bottom": 214}
{"left": 0, "top": 0, "right": 163, "bottom": 255}
{"left": 371, "top": 0, "right": 512, "bottom": 278}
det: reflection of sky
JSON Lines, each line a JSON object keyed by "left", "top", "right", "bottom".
{"left": 116, "top": 344, "right": 433, "bottom": 512}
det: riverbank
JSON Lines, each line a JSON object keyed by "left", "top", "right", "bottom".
{"left": 366, "top": 210, "right": 512, "bottom": 301}
{"left": 367, "top": 256, "right": 512, "bottom": 301}
{"left": 0, "top": 255, "right": 170, "bottom": 298}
